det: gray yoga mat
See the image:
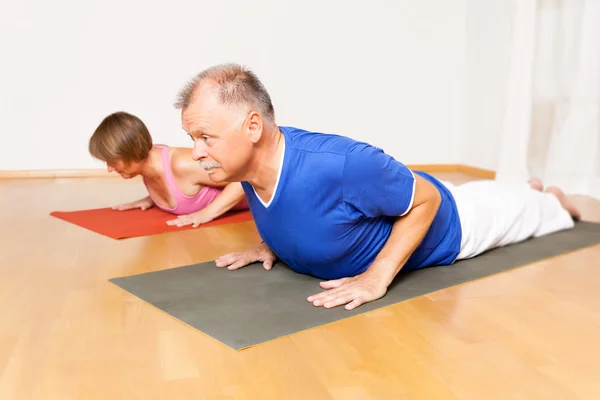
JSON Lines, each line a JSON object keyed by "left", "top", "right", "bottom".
{"left": 109, "top": 221, "right": 600, "bottom": 350}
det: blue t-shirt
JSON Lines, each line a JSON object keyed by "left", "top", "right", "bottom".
{"left": 241, "top": 126, "right": 462, "bottom": 280}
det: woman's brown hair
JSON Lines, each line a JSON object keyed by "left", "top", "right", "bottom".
{"left": 89, "top": 111, "right": 153, "bottom": 164}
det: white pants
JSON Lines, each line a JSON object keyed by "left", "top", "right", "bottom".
{"left": 441, "top": 180, "right": 575, "bottom": 260}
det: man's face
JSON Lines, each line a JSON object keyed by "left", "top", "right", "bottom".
{"left": 181, "top": 84, "right": 256, "bottom": 183}
{"left": 106, "top": 159, "right": 140, "bottom": 179}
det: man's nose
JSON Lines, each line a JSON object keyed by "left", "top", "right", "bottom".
{"left": 192, "top": 141, "right": 208, "bottom": 161}
{"left": 107, "top": 165, "right": 114, "bottom": 173}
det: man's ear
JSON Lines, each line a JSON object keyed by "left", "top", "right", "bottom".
{"left": 247, "top": 112, "right": 263, "bottom": 144}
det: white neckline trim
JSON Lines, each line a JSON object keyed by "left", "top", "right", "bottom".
{"left": 253, "top": 139, "right": 286, "bottom": 208}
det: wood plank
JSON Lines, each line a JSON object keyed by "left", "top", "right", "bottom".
{"left": 0, "top": 173, "right": 598, "bottom": 399}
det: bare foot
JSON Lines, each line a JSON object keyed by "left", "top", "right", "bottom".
{"left": 545, "top": 186, "right": 581, "bottom": 221}
{"left": 528, "top": 177, "right": 544, "bottom": 192}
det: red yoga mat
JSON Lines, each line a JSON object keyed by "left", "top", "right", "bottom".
{"left": 50, "top": 207, "right": 254, "bottom": 239}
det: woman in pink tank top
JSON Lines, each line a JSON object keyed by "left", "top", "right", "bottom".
{"left": 88, "top": 111, "right": 249, "bottom": 228}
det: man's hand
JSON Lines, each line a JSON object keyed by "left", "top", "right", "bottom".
{"left": 215, "top": 242, "right": 277, "bottom": 271}
{"left": 112, "top": 196, "right": 154, "bottom": 211}
{"left": 166, "top": 210, "right": 214, "bottom": 228}
{"left": 307, "top": 270, "right": 388, "bottom": 311}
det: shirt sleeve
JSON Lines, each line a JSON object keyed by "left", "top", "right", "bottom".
{"left": 342, "top": 144, "right": 415, "bottom": 219}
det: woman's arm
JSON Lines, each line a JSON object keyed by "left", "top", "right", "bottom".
{"left": 166, "top": 182, "right": 246, "bottom": 227}
{"left": 113, "top": 195, "right": 154, "bottom": 211}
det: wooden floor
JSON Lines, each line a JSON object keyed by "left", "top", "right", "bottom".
{"left": 1, "top": 172, "right": 600, "bottom": 400}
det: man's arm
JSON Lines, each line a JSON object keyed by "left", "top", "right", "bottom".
{"left": 363, "top": 173, "right": 441, "bottom": 287}
{"left": 308, "top": 173, "right": 440, "bottom": 310}
{"left": 308, "top": 144, "right": 441, "bottom": 310}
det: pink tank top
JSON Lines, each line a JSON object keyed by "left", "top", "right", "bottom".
{"left": 143, "top": 145, "right": 246, "bottom": 216}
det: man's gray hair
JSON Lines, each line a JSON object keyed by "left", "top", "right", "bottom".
{"left": 174, "top": 63, "right": 275, "bottom": 123}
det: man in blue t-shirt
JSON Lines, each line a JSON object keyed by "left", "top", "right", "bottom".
{"left": 174, "top": 63, "right": 579, "bottom": 311}
{"left": 237, "top": 125, "right": 461, "bottom": 282}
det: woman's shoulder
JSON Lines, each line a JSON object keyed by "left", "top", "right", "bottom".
{"left": 169, "top": 147, "right": 196, "bottom": 172}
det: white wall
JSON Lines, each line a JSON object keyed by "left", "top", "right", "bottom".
{"left": 0, "top": 0, "right": 466, "bottom": 171}
{"left": 463, "top": 0, "right": 517, "bottom": 171}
